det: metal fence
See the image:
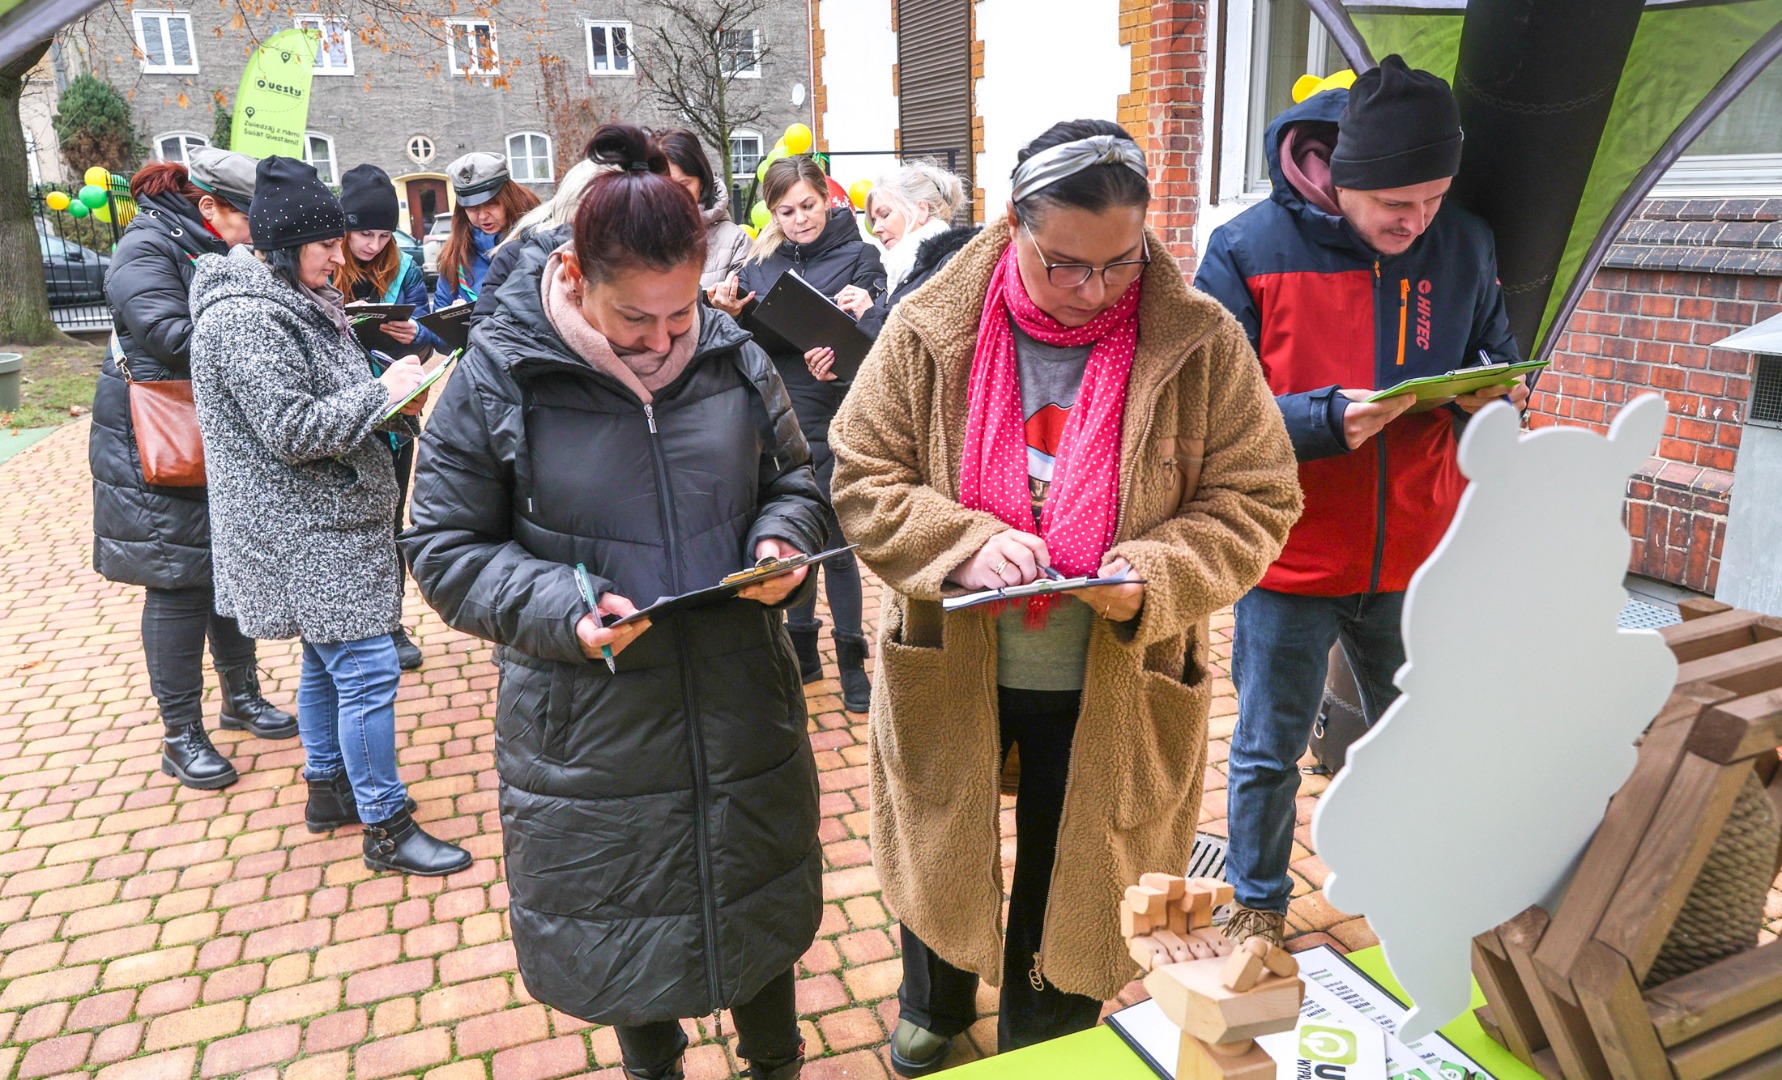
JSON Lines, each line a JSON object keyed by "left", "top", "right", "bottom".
{"left": 34, "top": 186, "right": 124, "bottom": 333}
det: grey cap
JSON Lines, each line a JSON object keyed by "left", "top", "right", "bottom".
{"left": 447, "top": 151, "right": 511, "bottom": 207}
{"left": 187, "top": 146, "right": 259, "bottom": 209}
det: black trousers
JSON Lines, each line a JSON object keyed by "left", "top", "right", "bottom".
{"left": 786, "top": 445, "right": 863, "bottom": 637}
{"left": 141, "top": 585, "right": 257, "bottom": 729}
{"left": 615, "top": 967, "right": 801, "bottom": 1073}
{"left": 898, "top": 687, "right": 1104, "bottom": 1053}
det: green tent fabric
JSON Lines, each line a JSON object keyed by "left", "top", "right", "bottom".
{"left": 0, "top": 0, "right": 106, "bottom": 69}
{"left": 1305, "top": 0, "right": 1782, "bottom": 371}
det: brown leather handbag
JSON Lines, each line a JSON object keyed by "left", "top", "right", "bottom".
{"left": 116, "top": 333, "right": 206, "bottom": 488}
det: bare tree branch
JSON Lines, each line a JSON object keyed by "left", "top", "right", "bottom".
{"left": 635, "top": 0, "right": 773, "bottom": 191}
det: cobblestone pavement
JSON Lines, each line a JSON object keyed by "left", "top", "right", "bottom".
{"left": 0, "top": 417, "right": 1713, "bottom": 1080}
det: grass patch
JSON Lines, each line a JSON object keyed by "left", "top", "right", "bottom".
{"left": 2, "top": 342, "right": 105, "bottom": 431}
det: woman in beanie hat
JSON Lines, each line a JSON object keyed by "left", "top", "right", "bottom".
{"left": 433, "top": 151, "right": 540, "bottom": 310}
{"left": 90, "top": 152, "right": 299, "bottom": 793}
{"left": 335, "top": 162, "right": 440, "bottom": 671}
{"left": 186, "top": 155, "right": 472, "bottom": 877}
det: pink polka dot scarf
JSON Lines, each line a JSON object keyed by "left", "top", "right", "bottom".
{"left": 959, "top": 243, "right": 1141, "bottom": 622}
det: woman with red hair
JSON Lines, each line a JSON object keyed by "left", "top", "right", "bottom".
{"left": 89, "top": 149, "right": 297, "bottom": 792}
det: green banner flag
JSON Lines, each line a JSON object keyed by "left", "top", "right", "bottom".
{"left": 230, "top": 27, "right": 318, "bottom": 160}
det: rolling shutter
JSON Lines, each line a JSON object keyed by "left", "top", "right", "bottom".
{"left": 896, "top": 0, "right": 973, "bottom": 188}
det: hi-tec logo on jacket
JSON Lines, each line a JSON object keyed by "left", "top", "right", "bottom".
{"left": 1415, "top": 279, "right": 1434, "bottom": 352}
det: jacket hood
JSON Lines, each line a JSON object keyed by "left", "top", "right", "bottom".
{"left": 910, "top": 225, "right": 980, "bottom": 278}
{"left": 781, "top": 206, "right": 863, "bottom": 262}
{"left": 472, "top": 223, "right": 754, "bottom": 382}
{"left": 189, "top": 245, "right": 321, "bottom": 326}
{"left": 1262, "top": 89, "right": 1347, "bottom": 216}
{"left": 703, "top": 203, "right": 734, "bottom": 226}
{"left": 132, "top": 190, "right": 227, "bottom": 260}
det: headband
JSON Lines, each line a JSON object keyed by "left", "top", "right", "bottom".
{"left": 1010, "top": 135, "right": 1148, "bottom": 203}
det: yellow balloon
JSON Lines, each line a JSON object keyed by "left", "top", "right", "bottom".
{"left": 45, "top": 191, "right": 70, "bottom": 211}
{"left": 85, "top": 165, "right": 110, "bottom": 188}
{"left": 782, "top": 123, "right": 813, "bottom": 156}
{"left": 848, "top": 179, "right": 873, "bottom": 211}
{"left": 740, "top": 223, "right": 758, "bottom": 240}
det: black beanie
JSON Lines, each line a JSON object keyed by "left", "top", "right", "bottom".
{"left": 1330, "top": 55, "right": 1464, "bottom": 191}
{"left": 248, "top": 156, "right": 345, "bottom": 251}
{"left": 339, "top": 164, "right": 400, "bottom": 233}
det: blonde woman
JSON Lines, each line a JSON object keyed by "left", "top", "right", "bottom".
{"left": 854, "top": 162, "right": 976, "bottom": 338}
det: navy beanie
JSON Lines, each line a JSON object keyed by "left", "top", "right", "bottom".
{"left": 249, "top": 156, "right": 345, "bottom": 251}
{"left": 1330, "top": 55, "right": 1464, "bottom": 191}
{"left": 339, "top": 164, "right": 400, "bottom": 233}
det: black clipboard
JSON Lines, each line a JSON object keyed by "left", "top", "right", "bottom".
{"left": 608, "top": 545, "right": 860, "bottom": 627}
{"left": 747, "top": 271, "right": 876, "bottom": 381}
{"left": 347, "top": 303, "right": 417, "bottom": 356}
{"left": 418, "top": 301, "right": 475, "bottom": 353}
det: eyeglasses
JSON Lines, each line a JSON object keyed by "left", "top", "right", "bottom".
{"left": 1020, "top": 221, "right": 1150, "bottom": 289}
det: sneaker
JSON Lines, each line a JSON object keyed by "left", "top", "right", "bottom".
{"left": 391, "top": 627, "right": 423, "bottom": 671}
{"left": 889, "top": 1019, "right": 950, "bottom": 1077}
{"left": 1222, "top": 905, "right": 1286, "bottom": 948}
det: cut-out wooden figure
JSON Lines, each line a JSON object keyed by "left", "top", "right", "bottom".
{"left": 1312, "top": 395, "right": 1678, "bottom": 1042}
{"left": 1121, "top": 872, "right": 1303, "bottom": 1078}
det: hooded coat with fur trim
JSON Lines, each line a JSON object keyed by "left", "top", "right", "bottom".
{"left": 829, "top": 218, "right": 1302, "bottom": 1000}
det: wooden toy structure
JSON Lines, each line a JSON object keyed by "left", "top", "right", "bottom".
{"left": 1472, "top": 600, "right": 1782, "bottom": 1079}
{"left": 1122, "top": 873, "right": 1304, "bottom": 1079}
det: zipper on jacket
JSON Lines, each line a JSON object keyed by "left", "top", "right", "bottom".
{"left": 1395, "top": 278, "right": 1409, "bottom": 366}
{"left": 1368, "top": 436, "right": 1389, "bottom": 593}
{"left": 642, "top": 401, "right": 726, "bottom": 1014}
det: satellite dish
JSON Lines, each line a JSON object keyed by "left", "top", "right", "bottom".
{"left": 791, "top": 82, "right": 807, "bottom": 106}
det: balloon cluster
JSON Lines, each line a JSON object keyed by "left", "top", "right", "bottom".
{"left": 742, "top": 123, "right": 877, "bottom": 239}
{"left": 45, "top": 166, "right": 132, "bottom": 223}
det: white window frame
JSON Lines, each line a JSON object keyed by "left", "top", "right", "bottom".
{"left": 506, "top": 132, "right": 555, "bottom": 184}
{"left": 447, "top": 19, "right": 500, "bottom": 78}
{"left": 729, "top": 129, "right": 764, "bottom": 179}
{"left": 153, "top": 131, "right": 209, "bottom": 166}
{"left": 303, "top": 132, "right": 338, "bottom": 186}
{"left": 134, "top": 11, "right": 199, "bottom": 74}
{"left": 584, "top": 20, "right": 634, "bottom": 77}
{"left": 720, "top": 28, "right": 762, "bottom": 79}
{"left": 295, "top": 14, "right": 354, "bottom": 76}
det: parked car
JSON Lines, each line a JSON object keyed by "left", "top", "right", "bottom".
{"left": 40, "top": 230, "right": 109, "bottom": 305}
{"left": 421, "top": 217, "right": 452, "bottom": 276}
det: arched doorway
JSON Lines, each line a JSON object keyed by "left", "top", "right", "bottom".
{"left": 392, "top": 172, "right": 450, "bottom": 237}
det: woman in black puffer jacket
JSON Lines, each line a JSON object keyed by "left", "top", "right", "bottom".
{"left": 403, "top": 125, "right": 827, "bottom": 1080}
{"left": 89, "top": 152, "right": 296, "bottom": 792}
{"left": 709, "top": 155, "right": 884, "bottom": 714}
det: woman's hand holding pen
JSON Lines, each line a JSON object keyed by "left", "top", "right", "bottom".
{"left": 378, "top": 356, "right": 426, "bottom": 410}
{"left": 739, "top": 538, "right": 807, "bottom": 605}
{"left": 951, "top": 529, "right": 1049, "bottom": 591}
{"left": 834, "top": 285, "right": 873, "bottom": 319}
{"left": 1075, "top": 555, "right": 1145, "bottom": 622}
{"left": 576, "top": 594, "right": 650, "bottom": 660}
{"left": 707, "top": 273, "right": 755, "bottom": 318}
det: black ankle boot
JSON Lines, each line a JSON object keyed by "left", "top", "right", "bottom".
{"left": 363, "top": 808, "right": 472, "bottom": 876}
{"left": 308, "top": 773, "right": 417, "bottom": 834}
{"left": 216, "top": 665, "right": 298, "bottom": 739}
{"left": 788, "top": 622, "right": 824, "bottom": 684}
{"left": 623, "top": 1056, "right": 685, "bottom": 1080}
{"left": 391, "top": 627, "right": 423, "bottom": 671}
{"left": 746, "top": 1053, "right": 803, "bottom": 1079}
{"left": 161, "top": 721, "right": 239, "bottom": 790}
{"left": 834, "top": 631, "right": 872, "bottom": 714}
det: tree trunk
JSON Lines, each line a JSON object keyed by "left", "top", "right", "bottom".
{"left": 0, "top": 41, "right": 72, "bottom": 346}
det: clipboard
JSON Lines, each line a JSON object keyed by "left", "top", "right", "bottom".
{"left": 347, "top": 302, "right": 416, "bottom": 355}
{"left": 942, "top": 568, "right": 1145, "bottom": 613}
{"left": 747, "top": 270, "right": 877, "bottom": 381}
{"left": 417, "top": 300, "right": 475, "bottom": 353}
{"left": 1367, "top": 359, "right": 1547, "bottom": 412}
{"left": 607, "top": 544, "right": 860, "bottom": 627}
{"left": 381, "top": 349, "right": 462, "bottom": 419}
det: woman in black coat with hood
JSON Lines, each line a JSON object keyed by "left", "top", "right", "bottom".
{"left": 709, "top": 155, "right": 884, "bottom": 714}
{"left": 89, "top": 151, "right": 296, "bottom": 791}
{"left": 403, "top": 125, "right": 828, "bottom": 1080}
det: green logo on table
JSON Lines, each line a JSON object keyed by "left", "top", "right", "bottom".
{"left": 1301, "top": 1024, "right": 1359, "bottom": 1064}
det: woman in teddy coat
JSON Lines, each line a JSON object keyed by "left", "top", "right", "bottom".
{"left": 829, "top": 119, "right": 1302, "bottom": 1073}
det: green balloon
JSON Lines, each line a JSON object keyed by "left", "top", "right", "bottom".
{"left": 68, "top": 201, "right": 90, "bottom": 218}
{"left": 750, "top": 201, "right": 770, "bottom": 230}
{"left": 78, "top": 184, "right": 108, "bottom": 208}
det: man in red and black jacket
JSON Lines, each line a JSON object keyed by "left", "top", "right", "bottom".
{"left": 1195, "top": 56, "right": 1525, "bottom": 945}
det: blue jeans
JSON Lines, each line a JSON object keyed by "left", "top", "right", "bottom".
{"left": 298, "top": 636, "right": 407, "bottom": 823}
{"left": 1226, "top": 587, "right": 1406, "bottom": 913}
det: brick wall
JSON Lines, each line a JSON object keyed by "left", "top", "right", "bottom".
{"left": 1123, "top": 1, "right": 1207, "bottom": 274}
{"left": 1529, "top": 265, "right": 1781, "bottom": 593}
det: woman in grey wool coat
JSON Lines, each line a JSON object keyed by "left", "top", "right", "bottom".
{"left": 187, "top": 155, "right": 469, "bottom": 876}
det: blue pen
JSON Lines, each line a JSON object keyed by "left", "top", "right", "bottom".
{"left": 574, "top": 563, "right": 616, "bottom": 673}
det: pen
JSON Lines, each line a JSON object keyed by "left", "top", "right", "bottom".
{"left": 1039, "top": 564, "right": 1065, "bottom": 581}
{"left": 574, "top": 563, "right": 616, "bottom": 674}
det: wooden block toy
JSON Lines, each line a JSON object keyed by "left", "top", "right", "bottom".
{"left": 1141, "top": 872, "right": 1188, "bottom": 900}
{"left": 1220, "top": 940, "right": 1266, "bottom": 992}
{"left": 1120, "top": 899, "right": 1155, "bottom": 939}
{"left": 1184, "top": 936, "right": 1215, "bottom": 960}
{"left": 1144, "top": 958, "right": 1304, "bottom": 1044}
{"left": 1126, "top": 884, "right": 1169, "bottom": 916}
{"left": 1150, "top": 929, "right": 1194, "bottom": 963}
{"left": 1130, "top": 935, "right": 1170, "bottom": 972}
{"left": 1188, "top": 877, "right": 1235, "bottom": 907}
{"left": 1167, "top": 901, "right": 1190, "bottom": 936}
{"left": 1177, "top": 1036, "right": 1276, "bottom": 1080}
{"left": 1257, "top": 940, "right": 1298, "bottom": 979}
{"left": 1190, "top": 928, "right": 1235, "bottom": 957}
{"left": 1183, "top": 882, "right": 1215, "bottom": 929}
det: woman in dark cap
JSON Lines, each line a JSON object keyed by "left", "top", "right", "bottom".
{"left": 433, "top": 151, "right": 540, "bottom": 310}
{"left": 187, "top": 156, "right": 471, "bottom": 876}
{"left": 334, "top": 162, "right": 441, "bottom": 670}
{"left": 89, "top": 147, "right": 298, "bottom": 792}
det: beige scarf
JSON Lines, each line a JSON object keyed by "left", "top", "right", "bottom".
{"left": 540, "top": 242, "right": 700, "bottom": 404}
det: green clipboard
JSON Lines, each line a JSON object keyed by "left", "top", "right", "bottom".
{"left": 1367, "top": 359, "right": 1547, "bottom": 411}
{"left": 381, "top": 349, "right": 462, "bottom": 419}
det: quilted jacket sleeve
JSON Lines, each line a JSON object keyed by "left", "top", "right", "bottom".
{"left": 105, "top": 231, "right": 196, "bottom": 373}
